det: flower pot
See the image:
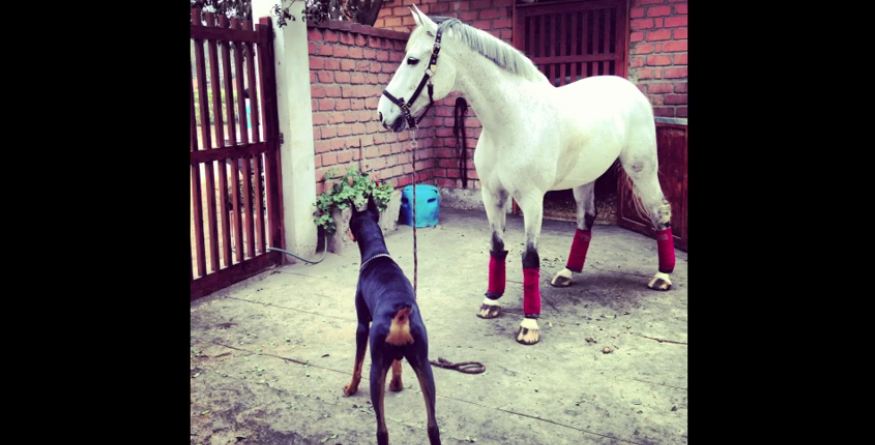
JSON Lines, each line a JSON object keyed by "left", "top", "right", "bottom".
{"left": 379, "top": 190, "right": 402, "bottom": 234}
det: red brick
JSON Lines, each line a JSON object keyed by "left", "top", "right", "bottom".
{"left": 665, "top": 16, "right": 687, "bottom": 27}
{"left": 631, "top": 18, "right": 654, "bottom": 30}
{"left": 355, "top": 34, "right": 366, "bottom": 46}
{"left": 479, "top": 8, "right": 502, "bottom": 19}
{"left": 630, "top": 31, "right": 645, "bottom": 43}
{"left": 312, "top": 113, "right": 329, "bottom": 126}
{"left": 646, "top": 55, "right": 672, "bottom": 66}
{"left": 653, "top": 107, "right": 674, "bottom": 117}
{"left": 308, "top": 28, "right": 322, "bottom": 41}
{"left": 349, "top": 47, "right": 363, "bottom": 59}
{"left": 318, "top": 98, "right": 335, "bottom": 111}
{"left": 460, "top": 11, "right": 478, "bottom": 21}
{"left": 665, "top": 94, "right": 687, "bottom": 105}
{"left": 324, "top": 59, "right": 340, "bottom": 70}
{"left": 663, "top": 67, "right": 687, "bottom": 79}
{"left": 322, "top": 152, "right": 339, "bottom": 166}
{"left": 639, "top": 0, "right": 666, "bottom": 4}
{"left": 662, "top": 40, "right": 688, "bottom": 52}
{"left": 333, "top": 45, "right": 348, "bottom": 57}
{"left": 312, "top": 127, "right": 321, "bottom": 141}
{"left": 472, "top": 0, "right": 493, "bottom": 9}
{"left": 673, "top": 53, "right": 687, "bottom": 65}
{"left": 636, "top": 68, "right": 660, "bottom": 80}
{"left": 315, "top": 139, "right": 332, "bottom": 153}
{"left": 310, "top": 57, "right": 324, "bottom": 70}
{"left": 676, "top": 107, "right": 687, "bottom": 118}
{"left": 335, "top": 72, "right": 351, "bottom": 83}
{"left": 674, "top": 4, "right": 688, "bottom": 14}
{"left": 492, "top": 17, "right": 512, "bottom": 29}
{"left": 317, "top": 71, "right": 334, "bottom": 83}
{"left": 324, "top": 30, "right": 338, "bottom": 42}
{"left": 647, "top": 6, "right": 671, "bottom": 17}
{"left": 647, "top": 82, "right": 674, "bottom": 93}
{"left": 351, "top": 73, "right": 366, "bottom": 84}
{"left": 674, "top": 28, "right": 688, "bottom": 39}
{"left": 632, "top": 43, "right": 655, "bottom": 54}
{"left": 674, "top": 82, "right": 687, "bottom": 93}
{"left": 319, "top": 44, "right": 333, "bottom": 56}
{"left": 321, "top": 126, "right": 337, "bottom": 138}
{"left": 647, "top": 29, "right": 672, "bottom": 41}
{"left": 338, "top": 151, "right": 355, "bottom": 164}
{"left": 337, "top": 125, "right": 352, "bottom": 137}
{"left": 341, "top": 59, "right": 356, "bottom": 70}
{"left": 630, "top": 7, "right": 645, "bottom": 18}
{"left": 630, "top": 56, "right": 646, "bottom": 68}
{"left": 336, "top": 99, "right": 351, "bottom": 111}
{"left": 349, "top": 98, "right": 364, "bottom": 110}
{"left": 430, "top": 2, "right": 450, "bottom": 13}
{"left": 653, "top": 18, "right": 663, "bottom": 27}
{"left": 363, "top": 48, "right": 376, "bottom": 59}
{"left": 376, "top": 50, "right": 389, "bottom": 61}
{"left": 339, "top": 32, "right": 354, "bottom": 45}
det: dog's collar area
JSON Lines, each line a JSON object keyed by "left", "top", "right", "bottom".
{"left": 359, "top": 253, "right": 394, "bottom": 271}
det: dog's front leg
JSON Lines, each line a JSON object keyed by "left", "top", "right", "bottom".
{"left": 343, "top": 321, "right": 369, "bottom": 396}
{"left": 370, "top": 357, "right": 391, "bottom": 445}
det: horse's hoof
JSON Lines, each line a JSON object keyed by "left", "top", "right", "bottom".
{"left": 647, "top": 272, "right": 672, "bottom": 291}
{"left": 550, "top": 268, "right": 573, "bottom": 287}
{"left": 516, "top": 318, "right": 540, "bottom": 345}
{"left": 477, "top": 298, "right": 501, "bottom": 319}
{"left": 342, "top": 383, "right": 358, "bottom": 397}
{"left": 389, "top": 377, "right": 404, "bottom": 392}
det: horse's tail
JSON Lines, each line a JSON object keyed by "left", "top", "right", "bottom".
{"left": 385, "top": 305, "right": 415, "bottom": 346}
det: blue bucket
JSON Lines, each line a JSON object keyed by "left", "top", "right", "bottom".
{"left": 400, "top": 184, "right": 440, "bottom": 228}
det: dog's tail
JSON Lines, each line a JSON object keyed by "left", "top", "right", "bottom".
{"left": 385, "top": 305, "right": 415, "bottom": 346}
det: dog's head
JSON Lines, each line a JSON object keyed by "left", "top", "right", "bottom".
{"left": 348, "top": 194, "right": 380, "bottom": 240}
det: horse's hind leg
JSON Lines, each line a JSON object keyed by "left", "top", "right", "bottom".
{"left": 477, "top": 186, "right": 509, "bottom": 319}
{"left": 551, "top": 182, "right": 596, "bottom": 287}
{"left": 620, "top": 152, "right": 676, "bottom": 291}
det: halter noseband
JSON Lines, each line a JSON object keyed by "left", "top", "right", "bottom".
{"left": 382, "top": 23, "right": 448, "bottom": 129}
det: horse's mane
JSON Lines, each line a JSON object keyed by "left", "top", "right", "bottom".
{"left": 412, "top": 17, "right": 548, "bottom": 83}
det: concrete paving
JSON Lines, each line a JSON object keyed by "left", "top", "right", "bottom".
{"left": 190, "top": 208, "right": 688, "bottom": 445}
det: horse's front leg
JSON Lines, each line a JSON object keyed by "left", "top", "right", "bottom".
{"left": 477, "top": 186, "right": 508, "bottom": 319}
{"left": 516, "top": 191, "right": 545, "bottom": 345}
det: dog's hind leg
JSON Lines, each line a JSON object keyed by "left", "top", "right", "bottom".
{"left": 343, "top": 293, "right": 370, "bottom": 396}
{"left": 407, "top": 353, "right": 441, "bottom": 444}
{"left": 370, "top": 357, "right": 391, "bottom": 445}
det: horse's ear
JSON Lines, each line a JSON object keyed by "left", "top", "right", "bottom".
{"left": 410, "top": 4, "right": 436, "bottom": 31}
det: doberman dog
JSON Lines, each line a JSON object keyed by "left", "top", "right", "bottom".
{"left": 341, "top": 195, "right": 441, "bottom": 445}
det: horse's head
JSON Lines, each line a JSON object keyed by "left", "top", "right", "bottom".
{"left": 378, "top": 5, "right": 457, "bottom": 132}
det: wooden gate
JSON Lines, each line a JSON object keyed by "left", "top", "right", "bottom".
{"left": 513, "top": 0, "right": 628, "bottom": 86}
{"left": 190, "top": 9, "right": 284, "bottom": 300}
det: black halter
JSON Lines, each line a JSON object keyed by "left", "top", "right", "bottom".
{"left": 382, "top": 24, "right": 447, "bottom": 129}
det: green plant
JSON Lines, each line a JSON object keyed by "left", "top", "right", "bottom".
{"left": 314, "top": 167, "right": 393, "bottom": 234}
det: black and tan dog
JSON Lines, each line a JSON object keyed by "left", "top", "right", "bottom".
{"left": 341, "top": 196, "right": 441, "bottom": 445}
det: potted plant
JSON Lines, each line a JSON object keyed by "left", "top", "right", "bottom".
{"left": 313, "top": 168, "right": 397, "bottom": 253}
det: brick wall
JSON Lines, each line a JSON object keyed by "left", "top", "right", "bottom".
{"left": 628, "top": 0, "right": 688, "bottom": 118}
{"left": 307, "top": 21, "right": 438, "bottom": 194}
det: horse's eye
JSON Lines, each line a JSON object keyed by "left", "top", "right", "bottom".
{"left": 407, "top": 57, "right": 419, "bottom": 65}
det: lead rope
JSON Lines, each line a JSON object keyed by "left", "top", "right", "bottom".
{"left": 409, "top": 129, "right": 418, "bottom": 297}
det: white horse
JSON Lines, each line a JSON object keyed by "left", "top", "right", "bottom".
{"left": 378, "top": 6, "right": 677, "bottom": 345}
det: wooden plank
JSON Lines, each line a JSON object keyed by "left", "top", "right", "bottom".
{"left": 245, "top": 20, "right": 262, "bottom": 144}
{"left": 258, "top": 17, "right": 285, "bottom": 251}
{"left": 193, "top": 9, "right": 220, "bottom": 273}
{"left": 207, "top": 13, "right": 232, "bottom": 268}
{"left": 220, "top": 15, "right": 243, "bottom": 263}
{"left": 570, "top": 11, "right": 578, "bottom": 80}
{"left": 190, "top": 59, "right": 206, "bottom": 277}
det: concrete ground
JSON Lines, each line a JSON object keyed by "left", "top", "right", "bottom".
{"left": 190, "top": 208, "right": 688, "bottom": 445}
